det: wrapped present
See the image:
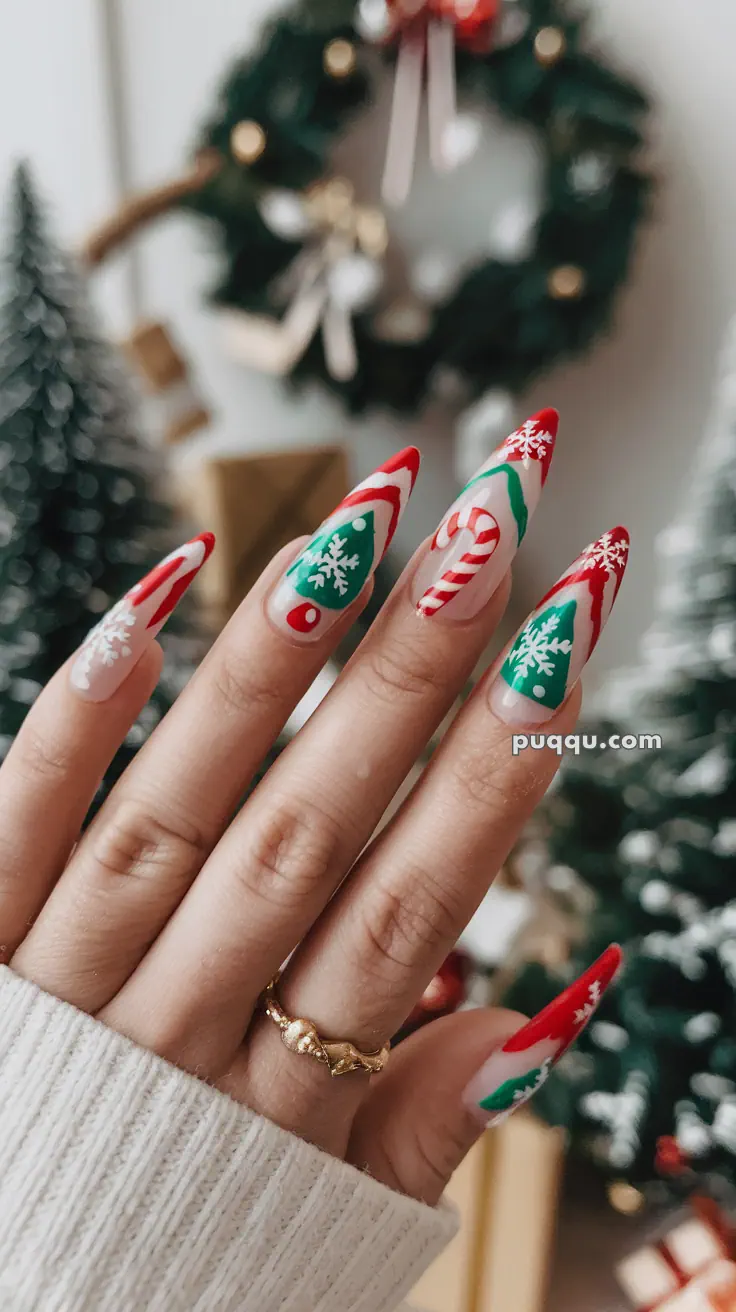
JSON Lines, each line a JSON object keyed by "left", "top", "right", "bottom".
{"left": 617, "top": 1200, "right": 736, "bottom": 1310}
{"left": 123, "top": 321, "right": 211, "bottom": 444}
{"left": 176, "top": 446, "right": 348, "bottom": 624}
{"left": 411, "top": 1112, "right": 565, "bottom": 1312}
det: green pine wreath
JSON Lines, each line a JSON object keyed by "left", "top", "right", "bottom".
{"left": 183, "top": 0, "right": 652, "bottom": 415}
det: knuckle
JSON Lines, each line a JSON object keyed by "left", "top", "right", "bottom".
{"left": 91, "top": 798, "right": 211, "bottom": 885}
{"left": 230, "top": 796, "right": 345, "bottom": 912}
{"left": 211, "top": 647, "right": 283, "bottom": 721}
{"left": 13, "top": 722, "right": 74, "bottom": 788}
{"left": 411, "top": 1113, "right": 476, "bottom": 1192}
{"left": 356, "top": 870, "right": 460, "bottom": 986}
{"left": 360, "top": 632, "right": 447, "bottom": 708}
{"left": 445, "top": 741, "right": 517, "bottom": 814}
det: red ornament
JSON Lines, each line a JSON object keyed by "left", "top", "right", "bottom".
{"left": 286, "top": 602, "right": 322, "bottom": 634}
{"left": 655, "top": 1134, "right": 690, "bottom": 1178}
{"left": 402, "top": 950, "right": 470, "bottom": 1036}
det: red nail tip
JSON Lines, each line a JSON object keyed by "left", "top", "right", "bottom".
{"left": 502, "top": 944, "right": 622, "bottom": 1058}
{"left": 558, "top": 525, "right": 631, "bottom": 592}
{"left": 194, "top": 531, "right": 216, "bottom": 561}
{"left": 532, "top": 407, "right": 559, "bottom": 438}
{"left": 499, "top": 410, "right": 557, "bottom": 485}
{"left": 132, "top": 555, "right": 186, "bottom": 608}
{"left": 380, "top": 445, "right": 421, "bottom": 489}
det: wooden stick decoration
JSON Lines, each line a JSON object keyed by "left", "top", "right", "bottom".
{"left": 81, "top": 149, "right": 222, "bottom": 269}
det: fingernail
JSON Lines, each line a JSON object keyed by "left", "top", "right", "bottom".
{"left": 268, "top": 447, "right": 421, "bottom": 642}
{"left": 413, "top": 409, "right": 557, "bottom": 622}
{"left": 464, "top": 945, "right": 622, "bottom": 1128}
{"left": 489, "top": 526, "right": 630, "bottom": 725}
{"left": 70, "top": 533, "right": 215, "bottom": 702}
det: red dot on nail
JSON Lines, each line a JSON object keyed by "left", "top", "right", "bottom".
{"left": 287, "top": 603, "right": 321, "bottom": 634}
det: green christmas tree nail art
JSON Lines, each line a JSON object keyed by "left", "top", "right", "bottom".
{"left": 288, "top": 512, "right": 375, "bottom": 609}
{"left": 491, "top": 527, "right": 630, "bottom": 726}
{"left": 500, "top": 600, "right": 576, "bottom": 711}
{"left": 268, "top": 448, "right": 420, "bottom": 642}
{"left": 478, "top": 1062, "right": 550, "bottom": 1114}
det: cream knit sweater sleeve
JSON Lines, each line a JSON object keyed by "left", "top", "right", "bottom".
{"left": 0, "top": 967, "right": 456, "bottom": 1312}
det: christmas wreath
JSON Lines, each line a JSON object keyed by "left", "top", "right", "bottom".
{"left": 183, "top": 0, "right": 652, "bottom": 416}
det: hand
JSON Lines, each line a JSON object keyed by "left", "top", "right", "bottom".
{"left": 1, "top": 417, "right": 626, "bottom": 1206}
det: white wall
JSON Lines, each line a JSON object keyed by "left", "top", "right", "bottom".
{"left": 1, "top": 0, "right": 734, "bottom": 689}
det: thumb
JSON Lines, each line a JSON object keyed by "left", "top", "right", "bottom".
{"left": 347, "top": 944, "right": 621, "bottom": 1205}
{"left": 346, "top": 1008, "right": 527, "bottom": 1206}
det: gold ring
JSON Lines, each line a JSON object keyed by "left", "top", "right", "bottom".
{"left": 261, "top": 976, "right": 390, "bottom": 1078}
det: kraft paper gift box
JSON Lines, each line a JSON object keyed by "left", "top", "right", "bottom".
{"left": 176, "top": 445, "right": 348, "bottom": 624}
{"left": 411, "top": 1112, "right": 565, "bottom": 1312}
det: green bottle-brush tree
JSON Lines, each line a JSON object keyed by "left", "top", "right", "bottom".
{"left": 0, "top": 164, "right": 202, "bottom": 807}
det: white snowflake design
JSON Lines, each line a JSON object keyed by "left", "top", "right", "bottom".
{"left": 573, "top": 979, "right": 602, "bottom": 1026}
{"left": 304, "top": 532, "right": 361, "bottom": 597}
{"left": 513, "top": 1058, "right": 553, "bottom": 1107}
{"left": 492, "top": 1059, "right": 554, "bottom": 1126}
{"left": 579, "top": 530, "right": 629, "bottom": 578}
{"left": 502, "top": 419, "right": 554, "bottom": 468}
{"left": 72, "top": 597, "right": 138, "bottom": 691}
{"left": 509, "top": 613, "right": 572, "bottom": 681}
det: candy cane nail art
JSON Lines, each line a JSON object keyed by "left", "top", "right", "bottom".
{"left": 412, "top": 409, "right": 558, "bottom": 622}
{"left": 490, "top": 526, "right": 630, "bottom": 726}
{"left": 268, "top": 447, "right": 420, "bottom": 643}
{"left": 464, "top": 945, "right": 622, "bottom": 1128}
{"left": 70, "top": 533, "right": 215, "bottom": 702}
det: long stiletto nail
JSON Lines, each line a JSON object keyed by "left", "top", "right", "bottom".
{"left": 413, "top": 409, "right": 558, "bottom": 622}
{"left": 464, "top": 945, "right": 622, "bottom": 1128}
{"left": 268, "top": 447, "right": 420, "bottom": 642}
{"left": 489, "top": 526, "right": 630, "bottom": 725}
{"left": 70, "top": 533, "right": 215, "bottom": 702}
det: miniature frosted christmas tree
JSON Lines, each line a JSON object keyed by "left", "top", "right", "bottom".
{"left": 506, "top": 320, "right": 736, "bottom": 1192}
{"left": 0, "top": 165, "right": 200, "bottom": 805}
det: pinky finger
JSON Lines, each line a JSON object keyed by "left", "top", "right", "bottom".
{"left": 0, "top": 535, "right": 211, "bottom": 959}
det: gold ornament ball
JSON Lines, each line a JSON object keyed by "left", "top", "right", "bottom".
{"left": 356, "top": 206, "right": 389, "bottom": 259}
{"left": 324, "top": 38, "right": 357, "bottom": 79}
{"left": 320, "top": 177, "right": 356, "bottom": 228}
{"left": 534, "top": 26, "right": 567, "bottom": 67}
{"left": 548, "top": 264, "right": 587, "bottom": 301}
{"left": 607, "top": 1181, "right": 646, "bottom": 1216}
{"left": 230, "top": 120, "right": 267, "bottom": 165}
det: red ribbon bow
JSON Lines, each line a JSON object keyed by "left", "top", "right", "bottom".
{"left": 387, "top": 0, "right": 500, "bottom": 46}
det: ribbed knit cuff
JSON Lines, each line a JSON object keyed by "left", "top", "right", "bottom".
{"left": 0, "top": 968, "right": 457, "bottom": 1312}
